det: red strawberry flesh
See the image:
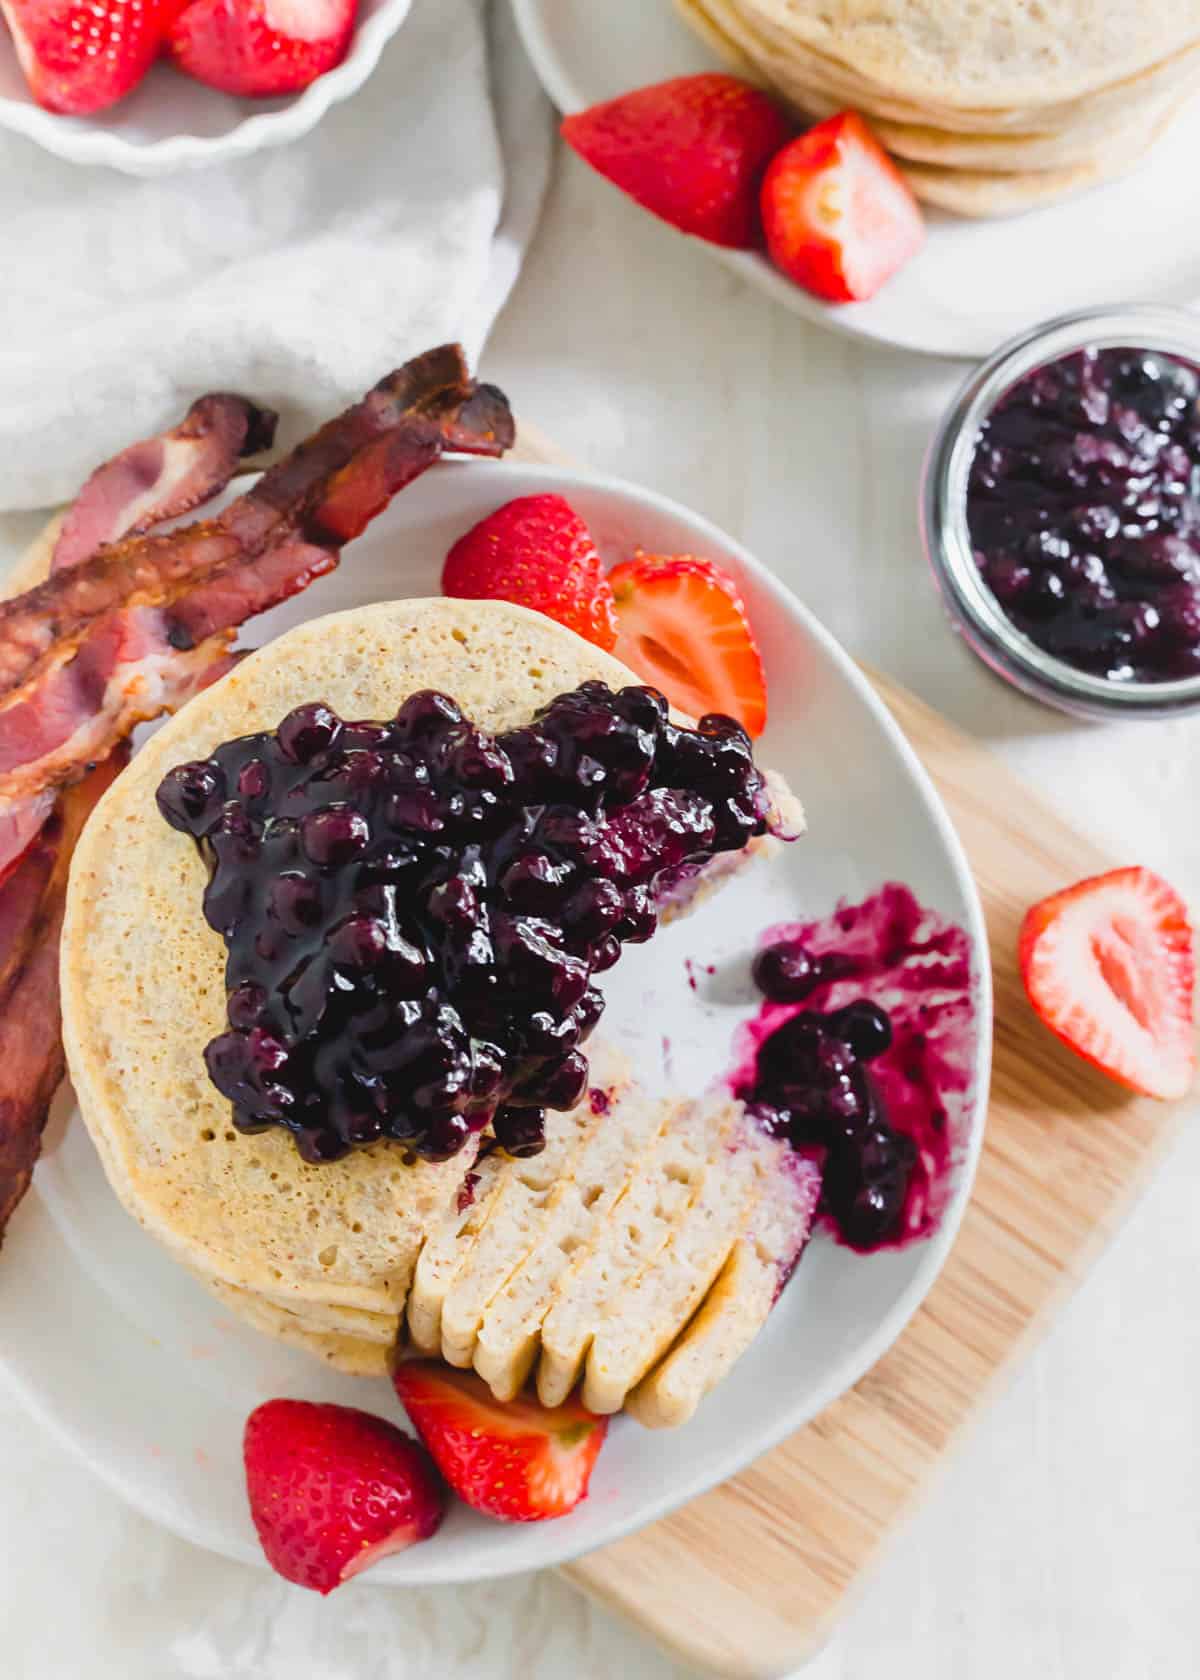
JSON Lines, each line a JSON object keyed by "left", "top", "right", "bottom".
{"left": 1020, "top": 866, "right": 1196, "bottom": 1101}
{"left": 167, "top": 0, "right": 357, "bottom": 97}
{"left": 393, "top": 1361, "right": 607, "bottom": 1523}
{"left": 609, "top": 549, "right": 767, "bottom": 736}
{"left": 243, "top": 1398, "right": 445, "bottom": 1593}
{"left": 442, "top": 493, "right": 618, "bottom": 651}
{"left": 761, "top": 112, "right": 924, "bottom": 303}
{"left": 1, "top": 0, "right": 169, "bottom": 114}
{"left": 562, "top": 73, "right": 791, "bottom": 249}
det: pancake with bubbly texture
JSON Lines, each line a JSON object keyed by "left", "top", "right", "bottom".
{"left": 724, "top": 0, "right": 1200, "bottom": 112}
{"left": 64, "top": 597, "right": 802, "bottom": 1338}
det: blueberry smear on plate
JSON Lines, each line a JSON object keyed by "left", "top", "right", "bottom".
{"left": 736, "top": 884, "right": 976, "bottom": 1252}
{"left": 157, "top": 683, "right": 772, "bottom": 1165}
{"left": 968, "top": 346, "right": 1200, "bottom": 683}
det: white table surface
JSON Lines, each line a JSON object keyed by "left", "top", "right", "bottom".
{"left": 3, "top": 143, "right": 1200, "bottom": 1680}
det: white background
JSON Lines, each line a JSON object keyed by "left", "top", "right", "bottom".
{"left": 2, "top": 141, "right": 1199, "bottom": 1679}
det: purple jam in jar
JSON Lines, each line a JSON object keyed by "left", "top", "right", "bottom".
{"left": 967, "top": 345, "right": 1200, "bottom": 684}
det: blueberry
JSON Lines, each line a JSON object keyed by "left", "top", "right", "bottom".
{"left": 751, "top": 941, "right": 821, "bottom": 1003}
{"left": 277, "top": 703, "right": 341, "bottom": 765}
{"left": 156, "top": 761, "right": 226, "bottom": 835}
{"left": 493, "top": 1106, "right": 546, "bottom": 1157}
{"left": 826, "top": 1000, "right": 893, "bottom": 1059}
{"left": 301, "top": 806, "right": 369, "bottom": 865}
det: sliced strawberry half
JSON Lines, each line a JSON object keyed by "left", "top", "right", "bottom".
{"left": 393, "top": 1361, "right": 607, "bottom": 1523}
{"left": 0, "top": 0, "right": 170, "bottom": 114}
{"left": 761, "top": 112, "right": 924, "bottom": 303}
{"left": 442, "top": 493, "right": 618, "bottom": 651}
{"left": 167, "top": 0, "right": 357, "bottom": 97}
{"left": 1020, "top": 866, "right": 1196, "bottom": 1101}
{"left": 561, "top": 72, "right": 792, "bottom": 248}
{"left": 608, "top": 549, "right": 767, "bottom": 737}
{"left": 243, "top": 1399, "right": 445, "bottom": 1593}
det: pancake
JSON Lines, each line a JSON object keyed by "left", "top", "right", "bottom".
{"left": 727, "top": 0, "right": 1200, "bottom": 112}
{"left": 64, "top": 597, "right": 800, "bottom": 1327}
{"left": 62, "top": 599, "right": 672, "bottom": 1312}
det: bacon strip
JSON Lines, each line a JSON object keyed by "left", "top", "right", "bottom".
{"left": 51, "top": 395, "right": 278, "bottom": 574}
{"left": 0, "top": 347, "right": 513, "bottom": 809}
{"left": 0, "top": 751, "right": 127, "bottom": 1238}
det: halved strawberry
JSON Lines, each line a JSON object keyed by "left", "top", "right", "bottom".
{"left": 167, "top": 0, "right": 357, "bottom": 97}
{"left": 561, "top": 73, "right": 792, "bottom": 249}
{"left": 442, "top": 493, "right": 618, "bottom": 651}
{"left": 608, "top": 550, "right": 767, "bottom": 737}
{"left": 243, "top": 1399, "right": 445, "bottom": 1593}
{"left": 392, "top": 1361, "right": 607, "bottom": 1523}
{"left": 0, "top": 0, "right": 170, "bottom": 114}
{"left": 760, "top": 112, "right": 924, "bottom": 303}
{"left": 1020, "top": 866, "right": 1196, "bottom": 1101}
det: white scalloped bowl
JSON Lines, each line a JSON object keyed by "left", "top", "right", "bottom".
{"left": 0, "top": 0, "right": 411, "bottom": 174}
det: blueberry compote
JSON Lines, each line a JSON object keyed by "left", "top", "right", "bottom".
{"left": 968, "top": 347, "right": 1200, "bottom": 681}
{"left": 156, "top": 684, "right": 770, "bottom": 1165}
{"left": 735, "top": 884, "right": 975, "bottom": 1252}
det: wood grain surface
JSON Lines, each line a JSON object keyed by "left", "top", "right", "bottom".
{"left": 564, "top": 670, "right": 1184, "bottom": 1678}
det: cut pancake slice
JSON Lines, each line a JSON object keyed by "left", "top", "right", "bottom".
{"left": 472, "top": 1083, "right": 679, "bottom": 1402}
{"left": 627, "top": 1135, "right": 822, "bottom": 1428}
{"left": 536, "top": 1092, "right": 745, "bottom": 1408}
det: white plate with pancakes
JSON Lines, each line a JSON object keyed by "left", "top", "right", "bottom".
{"left": 512, "top": 0, "right": 1200, "bottom": 358}
{"left": 0, "top": 458, "right": 990, "bottom": 1583}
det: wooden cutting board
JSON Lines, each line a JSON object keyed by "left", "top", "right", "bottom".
{"left": 503, "top": 431, "right": 1190, "bottom": 1677}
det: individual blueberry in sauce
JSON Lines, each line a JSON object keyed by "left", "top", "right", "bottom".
{"left": 157, "top": 684, "right": 771, "bottom": 1166}
{"left": 735, "top": 884, "right": 975, "bottom": 1252}
{"left": 967, "top": 347, "right": 1200, "bottom": 682}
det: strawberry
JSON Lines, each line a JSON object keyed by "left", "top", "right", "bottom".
{"left": 0, "top": 0, "right": 169, "bottom": 114}
{"left": 760, "top": 112, "right": 924, "bottom": 303}
{"left": 243, "top": 1399, "right": 445, "bottom": 1593}
{"left": 608, "top": 549, "right": 767, "bottom": 737}
{"left": 561, "top": 73, "right": 791, "bottom": 249}
{"left": 166, "top": 0, "right": 357, "bottom": 98}
{"left": 442, "top": 494, "right": 618, "bottom": 651}
{"left": 1020, "top": 867, "right": 1196, "bottom": 1101}
{"left": 393, "top": 1361, "right": 607, "bottom": 1523}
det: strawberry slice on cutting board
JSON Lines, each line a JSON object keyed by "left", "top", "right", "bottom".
{"left": 0, "top": 0, "right": 169, "bottom": 114}
{"left": 393, "top": 1361, "right": 608, "bottom": 1523}
{"left": 761, "top": 111, "right": 924, "bottom": 303}
{"left": 1020, "top": 866, "right": 1196, "bottom": 1101}
{"left": 609, "top": 549, "right": 767, "bottom": 737}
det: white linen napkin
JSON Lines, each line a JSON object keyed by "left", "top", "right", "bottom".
{"left": 0, "top": 0, "right": 552, "bottom": 511}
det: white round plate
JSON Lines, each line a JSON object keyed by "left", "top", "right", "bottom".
{"left": 0, "top": 459, "right": 990, "bottom": 1583}
{"left": 513, "top": 0, "right": 1200, "bottom": 360}
{"left": 0, "top": 0, "right": 411, "bottom": 174}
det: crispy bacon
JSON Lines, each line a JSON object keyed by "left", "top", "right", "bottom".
{"left": 0, "top": 347, "right": 513, "bottom": 810}
{"left": 0, "top": 752, "right": 127, "bottom": 1238}
{"left": 51, "top": 395, "right": 278, "bottom": 574}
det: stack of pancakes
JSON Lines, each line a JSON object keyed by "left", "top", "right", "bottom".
{"left": 677, "top": 0, "right": 1200, "bottom": 214}
{"left": 63, "top": 598, "right": 814, "bottom": 1427}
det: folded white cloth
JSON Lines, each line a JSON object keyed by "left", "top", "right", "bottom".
{"left": 0, "top": 0, "right": 551, "bottom": 511}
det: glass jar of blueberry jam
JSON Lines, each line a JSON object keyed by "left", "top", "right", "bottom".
{"left": 923, "top": 305, "right": 1200, "bottom": 720}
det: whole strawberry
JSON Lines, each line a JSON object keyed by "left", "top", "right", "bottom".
{"left": 442, "top": 493, "right": 618, "bottom": 651}
{"left": 0, "top": 0, "right": 169, "bottom": 114}
{"left": 561, "top": 73, "right": 791, "bottom": 249}
{"left": 167, "top": 0, "right": 358, "bottom": 97}
{"left": 243, "top": 1399, "right": 445, "bottom": 1592}
{"left": 394, "top": 1361, "right": 608, "bottom": 1523}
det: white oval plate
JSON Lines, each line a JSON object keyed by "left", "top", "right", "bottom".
{"left": 0, "top": 459, "right": 990, "bottom": 1583}
{"left": 512, "top": 0, "right": 1200, "bottom": 360}
{"left": 0, "top": 0, "right": 410, "bottom": 174}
